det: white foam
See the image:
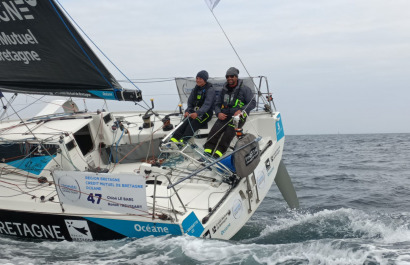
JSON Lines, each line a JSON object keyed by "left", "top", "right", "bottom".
{"left": 258, "top": 208, "right": 410, "bottom": 244}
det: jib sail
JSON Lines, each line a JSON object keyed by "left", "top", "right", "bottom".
{"left": 0, "top": 0, "right": 141, "bottom": 101}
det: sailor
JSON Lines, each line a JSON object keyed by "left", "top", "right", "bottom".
{"left": 170, "top": 70, "right": 215, "bottom": 143}
{"left": 204, "top": 67, "right": 256, "bottom": 158}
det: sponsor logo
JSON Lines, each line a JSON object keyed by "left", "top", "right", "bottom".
{"left": 220, "top": 223, "right": 231, "bottom": 236}
{"left": 244, "top": 146, "right": 259, "bottom": 166}
{"left": 56, "top": 92, "right": 92, "bottom": 98}
{"left": 65, "top": 220, "right": 93, "bottom": 241}
{"left": 232, "top": 199, "right": 243, "bottom": 219}
{"left": 256, "top": 170, "right": 266, "bottom": 189}
{"left": 212, "top": 210, "right": 231, "bottom": 234}
{"left": 182, "top": 212, "right": 204, "bottom": 237}
{"left": 0, "top": 221, "right": 64, "bottom": 240}
{"left": 134, "top": 223, "right": 169, "bottom": 234}
{"left": 0, "top": 0, "right": 37, "bottom": 22}
{"left": 57, "top": 176, "right": 81, "bottom": 202}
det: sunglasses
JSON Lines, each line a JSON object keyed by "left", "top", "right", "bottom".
{"left": 226, "top": 75, "right": 236, "bottom": 79}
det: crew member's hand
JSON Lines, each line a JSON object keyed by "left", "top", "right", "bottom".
{"left": 189, "top": 112, "right": 198, "bottom": 119}
{"left": 234, "top": 110, "right": 242, "bottom": 117}
{"left": 218, "top": 113, "right": 227, "bottom": 120}
{"left": 184, "top": 112, "right": 189, "bottom": 118}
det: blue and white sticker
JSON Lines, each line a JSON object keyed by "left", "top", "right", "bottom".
{"left": 232, "top": 198, "right": 243, "bottom": 219}
{"left": 275, "top": 113, "right": 284, "bottom": 141}
{"left": 182, "top": 212, "right": 204, "bottom": 237}
{"left": 85, "top": 217, "right": 182, "bottom": 238}
{"left": 88, "top": 90, "right": 116, "bottom": 100}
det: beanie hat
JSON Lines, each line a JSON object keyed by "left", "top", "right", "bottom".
{"left": 226, "top": 67, "right": 239, "bottom": 77}
{"left": 196, "top": 70, "right": 209, "bottom": 82}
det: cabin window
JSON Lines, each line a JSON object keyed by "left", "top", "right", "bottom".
{"left": 103, "top": 114, "right": 112, "bottom": 124}
{"left": 73, "top": 125, "right": 94, "bottom": 156}
{"left": 66, "top": 140, "right": 75, "bottom": 151}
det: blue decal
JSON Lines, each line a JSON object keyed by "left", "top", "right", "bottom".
{"left": 275, "top": 113, "right": 284, "bottom": 141}
{"left": 85, "top": 217, "right": 182, "bottom": 238}
{"left": 7, "top": 156, "right": 55, "bottom": 175}
{"left": 182, "top": 212, "right": 204, "bottom": 237}
{"left": 88, "top": 90, "right": 116, "bottom": 100}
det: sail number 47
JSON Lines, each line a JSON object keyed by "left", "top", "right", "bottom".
{"left": 87, "top": 193, "right": 102, "bottom": 204}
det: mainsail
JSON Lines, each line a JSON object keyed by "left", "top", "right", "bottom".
{"left": 0, "top": 0, "right": 141, "bottom": 101}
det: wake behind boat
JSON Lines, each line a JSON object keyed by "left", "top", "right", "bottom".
{"left": 0, "top": 0, "right": 298, "bottom": 241}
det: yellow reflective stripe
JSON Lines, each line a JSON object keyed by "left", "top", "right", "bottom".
{"left": 232, "top": 99, "right": 239, "bottom": 108}
{"left": 170, "top": 138, "right": 179, "bottom": 143}
{"left": 232, "top": 99, "right": 244, "bottom": 108}
{"left": 204, "top": 149, "right": 213, "bottom": 154}
{"left": 196, "top": 112, "right": 210, "bottom": 123}
{"left": 215, "top": 150, "right": 223, "bottom": 157}
{"left": 228, "top": 123, "right": 235, "bottom": 128}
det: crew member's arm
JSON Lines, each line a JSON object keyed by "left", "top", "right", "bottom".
{"left": 243, "top": 86, "right": 256, "bottom": 115}
{"left": 185, "top": 88, "right": 196, "bottom": 117}
{"left": 215, "top": 89, "right": 227, "bottom": 120}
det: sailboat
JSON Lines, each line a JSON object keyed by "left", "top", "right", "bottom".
{"left": 0, "top": 0, "right": 298, "bottom": 241}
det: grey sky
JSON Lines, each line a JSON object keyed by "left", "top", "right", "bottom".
{"left": 15, "top": 0, "right": 410, "bottom": 134}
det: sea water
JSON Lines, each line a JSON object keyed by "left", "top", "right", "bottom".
{"left": 1, "top": 133, "right": 409, "bottom": 265}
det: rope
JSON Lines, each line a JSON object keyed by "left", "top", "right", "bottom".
{"left": 3, "top": 97, "right": 61, "bottom": 168}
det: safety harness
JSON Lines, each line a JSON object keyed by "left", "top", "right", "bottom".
{"left": 192, "top": 84, "right": 209, "bottom": 111}
{"left": 221, "top": 81, "right": 244, "bottom": 110}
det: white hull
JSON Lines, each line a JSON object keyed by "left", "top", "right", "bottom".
{"left": 0, "top": 110, "right": 285, "bottom": 241}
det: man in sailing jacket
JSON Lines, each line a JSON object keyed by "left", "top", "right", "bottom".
{"left": 204, "top": 67, "right": 256, "bottom": 158}
{"left": 171, "top": 70, "right": 215, "bottom": 143}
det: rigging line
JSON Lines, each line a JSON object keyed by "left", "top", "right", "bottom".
{"left": 119, "top": 80, "right": 175, "bottom": 84}
{"left": 117, "top": 124, "right": 165, "bottom": 165}
{"left": 141, "top": 94, "right": 178, "bottom": 97}
{"left": 50, "top": 1, "right": 116, "bottom": 93}
{"left": 209, "top": 11, "right": 271, "bottom": 114}
{"left": 134, "top": 102, "right": 150, "bottom": 112}
{"left": 0, "top": 95, "right": 45, "bottom": 122}
{"left": 209, "top": 10, "right": 254, "bottom": 83}
{"left": 121, "top": 77, "right": 175, "bottom": 81}
{"left": 141, "top": 99, "right": 152, "bottom": 110}
{"left": 0, "top": 93, "right": 17, "bottom": 121}
{"left": 3, "top": 97, "right": 61, "bottom": 168}
{"left": 55, "top": 0, "right": 141, "bottom": 93}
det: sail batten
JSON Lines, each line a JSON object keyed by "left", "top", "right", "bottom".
{"left": 0, "top": 0, "right": 141, "bottom": 102}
